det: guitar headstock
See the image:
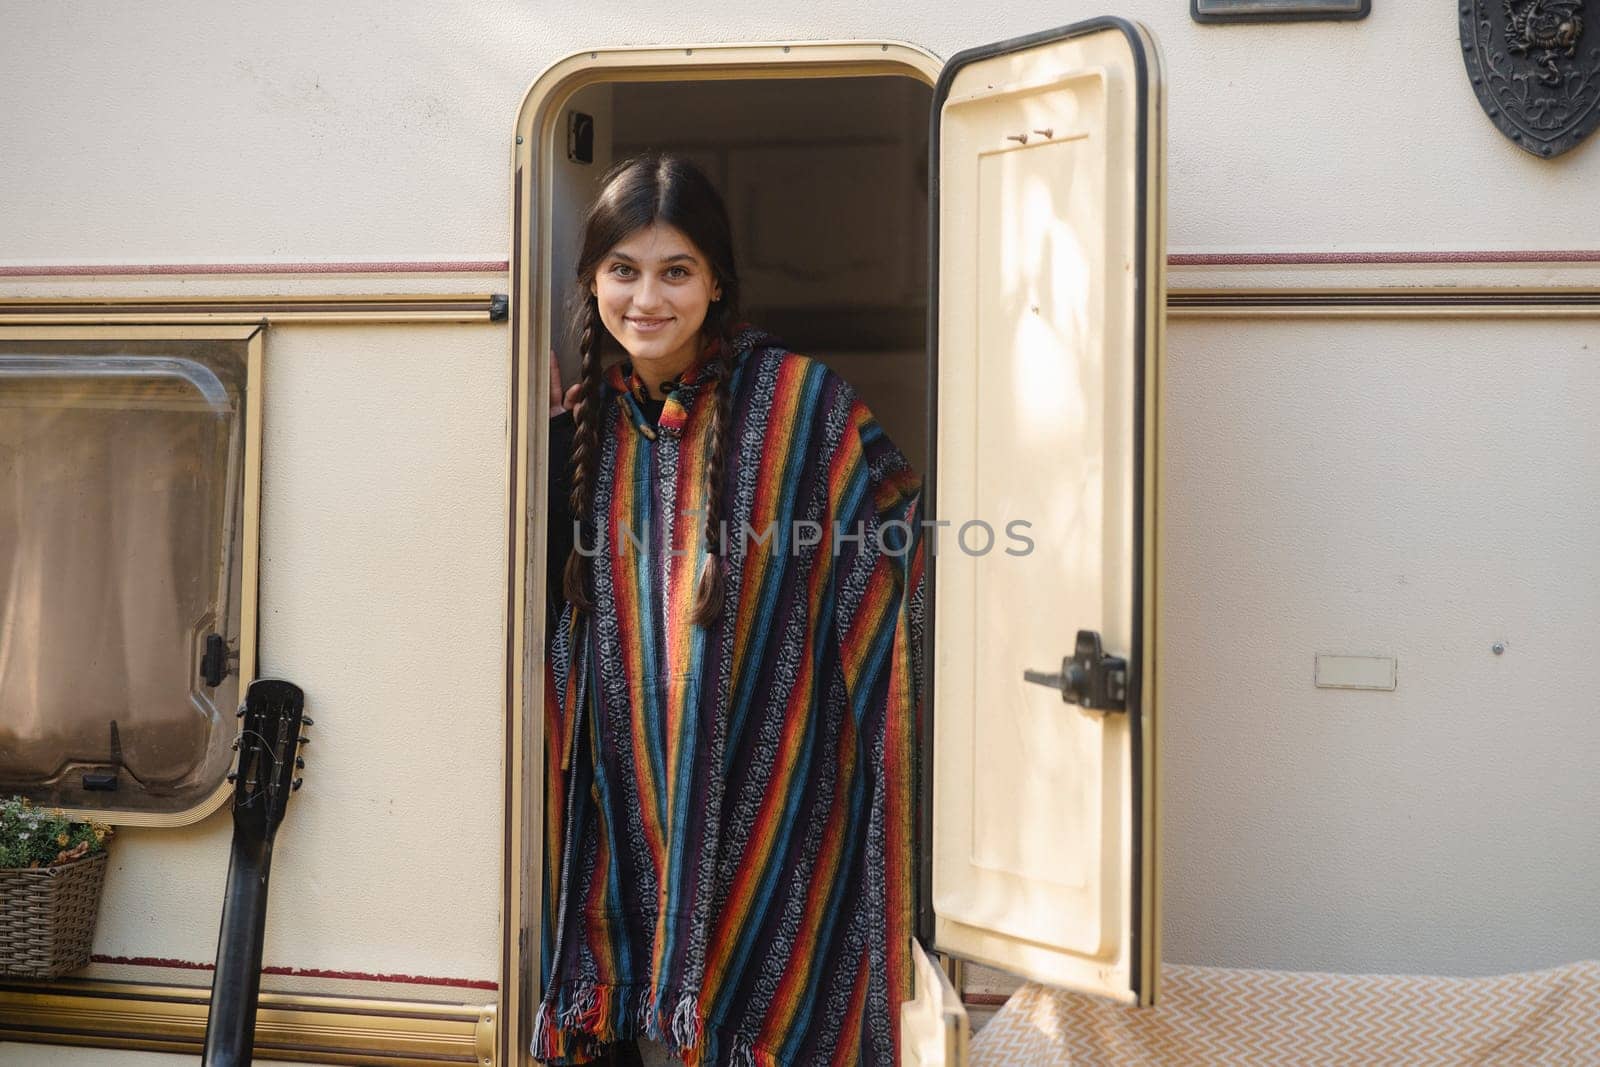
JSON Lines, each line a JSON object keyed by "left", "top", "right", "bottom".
{"left": 228, "top": 678, "right": 310, "bottom": 842}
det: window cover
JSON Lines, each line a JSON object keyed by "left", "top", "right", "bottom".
{"left": 0, "top": 336, "right": 255, "bottom": 819}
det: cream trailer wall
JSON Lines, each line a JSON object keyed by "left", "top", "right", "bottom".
{"left": 2, "top": 0, "right": 1598, "bottom": 1056}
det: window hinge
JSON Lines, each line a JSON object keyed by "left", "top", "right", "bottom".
{"left": 200, "top": 633, "right": 240, "bottom": 689}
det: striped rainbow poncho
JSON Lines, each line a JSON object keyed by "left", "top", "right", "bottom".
{"left": 535, "top": 326, "right": 926, "bottom": 1066}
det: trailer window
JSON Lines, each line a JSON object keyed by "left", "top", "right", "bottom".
{"left": 0, "top": 333, "right": 259, "bottom": 823}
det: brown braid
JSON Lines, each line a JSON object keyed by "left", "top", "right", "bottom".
{"left": 563, "top": 295, "right": 606, "bottom": 615}
{"left": 689, "top": 321, "right": 738, "bottom": 627}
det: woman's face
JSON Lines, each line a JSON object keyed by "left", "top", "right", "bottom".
{"left": 591, "top": 221, "right": 722, "bottom": 377}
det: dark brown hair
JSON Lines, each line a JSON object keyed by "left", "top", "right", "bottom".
{"left": 563, "top": 152, "right": 741, "bottom": 626}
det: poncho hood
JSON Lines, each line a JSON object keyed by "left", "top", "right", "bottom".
{"left": 604, "top": 324, "right": 783, "bottom": 401}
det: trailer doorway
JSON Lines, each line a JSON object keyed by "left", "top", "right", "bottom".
{"left": 507, "top": 43, "right": 939, "bottom": 1066}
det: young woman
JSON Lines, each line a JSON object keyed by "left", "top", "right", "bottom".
{"left": 539, "top": 153, "right": 926, "bottom": 1067}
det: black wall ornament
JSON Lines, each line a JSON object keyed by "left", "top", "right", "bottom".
{"left": 1460, "top": 0, "right": 1599, "bottom": 158}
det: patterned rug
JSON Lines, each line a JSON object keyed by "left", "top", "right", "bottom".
{"left": 971, "top": 961, "right": 1600, "bottom": 1065}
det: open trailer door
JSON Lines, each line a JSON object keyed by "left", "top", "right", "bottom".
{"left": 920, "top": 15, "right": 1165, "bottom": 1021}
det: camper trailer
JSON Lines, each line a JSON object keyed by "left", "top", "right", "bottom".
{"left": 2, "top": 2, "right": 1597, "bottom": 1064}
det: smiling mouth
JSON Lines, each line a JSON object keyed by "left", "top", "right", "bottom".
{"left": 627, "top": 317, "right": 673, "bottom": 327}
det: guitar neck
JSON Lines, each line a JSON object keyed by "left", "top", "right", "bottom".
{"left": 202, "top": 827, "right": 276, "bottom": 1066}
{"left": 203, "top": 676, "right": 307, "bottom": 1067}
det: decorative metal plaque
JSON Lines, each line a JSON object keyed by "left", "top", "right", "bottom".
{"left": 1461, "top": 0, "right": 1599, "bottom": 158}
{"left": 1192, "top": 0, "right": 1369, "bottom": 22}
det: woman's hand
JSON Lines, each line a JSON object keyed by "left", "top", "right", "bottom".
{"left": 549, "top": 352, "right": 582, "bottom": 416}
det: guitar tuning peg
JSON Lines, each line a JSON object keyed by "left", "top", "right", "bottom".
{"left": 292, "top": 778, "right": 304, "bottom": 791}
{"left": 227, "top": 772, "right": 238, "bottom": 783}
{"left": 231, "top": 738, "right": 241, "bottom": 751}
{"left": 295, "top": 757, "right": 305, "bottom": 769}
{"left": 300, "top": 716, "right": 315, "bottom": 727}
{"left": 236, "top": 704, "right": 247, "bottom": 718}
{"left": 298, "top": 736, "right": 310, "bottom": 746}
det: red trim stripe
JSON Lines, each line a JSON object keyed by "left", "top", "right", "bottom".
{"left": 0, "top": 260, "right": 509, "bottom": 277}
{"left": 89, "top": 954, "right": 497, "bottom": 990}
{"left": 1171, "top": 249, "right": 1600, "bottom": 266}
{"left": 5, "top": 250, "right": 1600, "bottom": 279}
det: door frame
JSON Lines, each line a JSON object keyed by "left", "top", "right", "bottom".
{"left": 504, "top": 41, "right": 941, "bottom": 1066}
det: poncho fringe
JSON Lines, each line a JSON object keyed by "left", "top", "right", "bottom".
{"left": 533, "top": 979, "right": 795, "bottom": 1066}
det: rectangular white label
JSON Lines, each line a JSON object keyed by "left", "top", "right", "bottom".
{"left": 1314, "top": 654, "right": 1397, "bottom": 691}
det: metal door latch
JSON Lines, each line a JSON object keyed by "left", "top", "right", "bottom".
{"left": 1023, "top": 630, "right": 1128, "bottom": 712}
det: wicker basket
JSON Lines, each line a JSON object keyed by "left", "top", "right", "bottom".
{"left": 0, "top": 850, "right": 109, "bottom": 979}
